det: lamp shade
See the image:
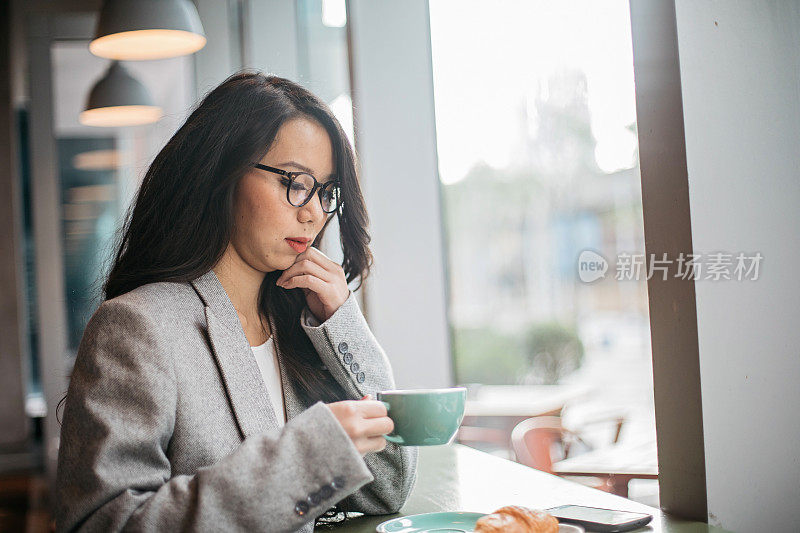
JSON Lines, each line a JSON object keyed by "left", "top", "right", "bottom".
{"left": 90, "top": 0, "right": 206, "bottom": 60}
{"left": 80, "top": 61, "right": 163, "bottom": 127}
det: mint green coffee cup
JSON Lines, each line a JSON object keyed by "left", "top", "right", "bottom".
{"left": 377, "top": 387, "right": 467, "bottom": 446}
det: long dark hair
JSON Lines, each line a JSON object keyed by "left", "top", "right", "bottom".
{"left": 104, "top": 71, "right": 373, "bottom": 410}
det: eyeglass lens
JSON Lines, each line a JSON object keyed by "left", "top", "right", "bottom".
{"left": 288, "top": 173, "right": 340, "bottom": 213}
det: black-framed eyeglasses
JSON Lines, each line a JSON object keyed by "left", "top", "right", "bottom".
{"left": 252, "top": 163, "right": 342, "bottom": 213}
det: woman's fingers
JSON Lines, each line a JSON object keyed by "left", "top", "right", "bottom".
{"left": 293, "top": 246, "right": 347, "bottom": 282}
{"left": 355, "top": 399, "right": 389, "bottom": 418}
{"left": 344, "top": 401, "right": 393, "bottom": 437}
{"left": 360, "top": 414, "right": 394, "bottom": 438}
{"left": 326, "top": 399, "right": 394, "bottom": 455}
{"left": 277, "top": 258, "right": 331, "bottom": 286}
{"left": 302, "top": 246, "right": 341, "bottom": 275}
{"left": 279, "top": 246, "right": 349, "bottom": 322}
{"left": 279, "top": 273, "right": 326, "bottom": 291}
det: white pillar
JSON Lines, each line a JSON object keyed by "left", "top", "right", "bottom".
{"left": 348, "top": 0, "right": 452, "bottom": 389}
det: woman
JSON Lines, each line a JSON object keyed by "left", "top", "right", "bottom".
{"left": 55, "top": 72, "right": 418, "bottom": 532}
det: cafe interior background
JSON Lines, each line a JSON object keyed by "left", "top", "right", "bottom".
{"left": 0, "top": 0, "right": 797, "bottom": 532}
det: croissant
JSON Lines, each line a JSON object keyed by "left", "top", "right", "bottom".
{"left": 474, "top": 505, "right": 559, "bottom": 533}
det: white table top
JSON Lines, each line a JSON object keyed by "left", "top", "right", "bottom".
{"left": 319, "top": 444, "right": 729, "bottom": 533}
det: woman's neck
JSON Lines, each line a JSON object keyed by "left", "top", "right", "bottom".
{"left": 213, "top": 244, "right": 271, "bottom": 343}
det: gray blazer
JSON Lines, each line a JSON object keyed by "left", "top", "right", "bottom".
{"left": 55, "top": 270, "right": 418, "bottom": 532}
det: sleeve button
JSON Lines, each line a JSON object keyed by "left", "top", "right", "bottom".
{"left": 331, "top": 475, "right": 346, "bottom": 489}
{"left": 350, "top": 362, "right": 360, "bottom": 373}
{"left": 338, "top": 342, "right": 349, "bottom": 354}
{"left": 319, "top": 485, "right": 333, "bottom": 499}
{"left": 295, "top": 501, "right": 310, "bottom": 516}
{"left": 307, "top": 491, "right": 321, "bottom": 506}
{"left": 356, "top": 372, "right": 366, "bottom": 383}
{"left": 343, "top": 352, "right": 353, "bottom": 364}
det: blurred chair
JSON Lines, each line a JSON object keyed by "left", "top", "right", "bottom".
{"left": 564, "top": 409, "right": 627, "bottom": 449}
{"left": 510, "top": 415, "right": 622, "bottom": 492}
{"left": 510, "top": 416, "right": 575, "bottom": 472}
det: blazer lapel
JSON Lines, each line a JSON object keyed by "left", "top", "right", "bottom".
{"left": 190, "top": 270, "right": 279, "bottom": 439}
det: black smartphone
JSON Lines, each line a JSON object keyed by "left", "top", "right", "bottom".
{"left": 546, "top": 505, "right": 653, "bottom": 532}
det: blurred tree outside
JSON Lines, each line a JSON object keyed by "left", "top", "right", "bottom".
{"left": 453, "top": 325, "right": 526, "bottom": 385}
{"left": 453, "top": 321, "right": 584, "bottom": 385}
{"left": 522, "top": 322, "right": 585, "bottom": 385}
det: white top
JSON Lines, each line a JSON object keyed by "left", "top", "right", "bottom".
{"left": 250, "top": 337, "right": 286, "bottom": 427}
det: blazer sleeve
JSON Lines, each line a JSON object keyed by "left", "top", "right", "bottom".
{"left": 56, "top": 299, "right": 375, "bottom": 533}
{"left": 301, "top": 291, "right": 419, "bottom": 515}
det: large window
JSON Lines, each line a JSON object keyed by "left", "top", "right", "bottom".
{"left": 430, "top": 0, "right": 656, "bottom": 504}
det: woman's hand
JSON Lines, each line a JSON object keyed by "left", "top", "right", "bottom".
{"left": 276, "top": 246, "right": 350, "bottom": 323}
{"left": 326, "top": 395, "right": 394, "bottom": 456}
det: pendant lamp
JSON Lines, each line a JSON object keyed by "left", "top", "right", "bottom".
{"left": 79, "top": 61, "right": 163, "bottom": 127}
{"left": 90, "top": 0, "right": 206, "bottom": 60}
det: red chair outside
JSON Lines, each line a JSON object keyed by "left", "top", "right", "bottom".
{"left": 510, "top": 416, "right": 613, "bottom": 492}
